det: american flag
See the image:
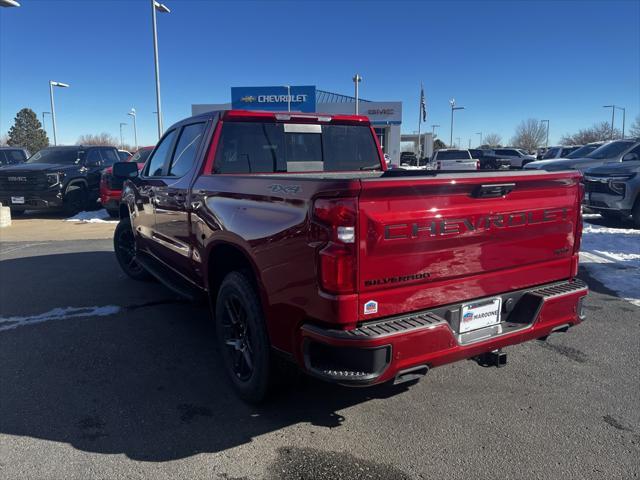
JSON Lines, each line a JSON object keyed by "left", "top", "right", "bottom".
{"left": 420, "top": 84, "right": 427, "bottom": 122}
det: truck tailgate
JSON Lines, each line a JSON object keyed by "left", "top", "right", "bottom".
{"left": 357, "top": 171, "right": 582, "bottom": 320}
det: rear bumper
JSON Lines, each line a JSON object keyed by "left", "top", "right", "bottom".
{"left": 99, "top": 188, "right": 122, "bottom": 211}
{"left": 300, "top": 279, "right": 588, "bottom": 385}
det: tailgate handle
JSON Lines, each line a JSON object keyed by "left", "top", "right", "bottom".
{"left": 472, "top": 183, "right": 516, "bottom": 198}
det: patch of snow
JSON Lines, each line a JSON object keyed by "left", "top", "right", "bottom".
{"left": 580, "top": 221, "right": 640, "bottom": 307}
{"left": 65, "top": 209, "right": 118, "bottom": 223}
{"left": 0, "top": 305, "right": 121, "bottom": 332}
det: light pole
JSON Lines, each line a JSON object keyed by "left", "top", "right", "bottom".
{"left": 449, "top": 98, "right": 465, "bottom": 147}
{"left": 49, "top": 80, "right": 70, "bottom": 146}
{"left": 128, "top": 108, "right": 138, "bottom": 150}
{"left": 119, "top": 123, "right": 127, "bottom": 150}
{"left": 151, "top": 0, "right": 170, "bottom": 140}
{"left": 42, "top": 111, "right": 50, "bottom": 134}
{"left": 476, "top": 131, "right": 482, "bottom": 146}
{"left": 604, "top": 105, "right": 625, "bottom": 139}
{"left": 541, "top": 119, "right": 550, "bottom": 147}
{"left": 352, "top": 74, "right": 362, "bottom": 115}
{"left": 603, "top": 105, "right": 617, "bottom": 139}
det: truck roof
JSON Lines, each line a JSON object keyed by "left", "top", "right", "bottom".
{"left": 171, "top": 109, "right": 372, "bottom": 128}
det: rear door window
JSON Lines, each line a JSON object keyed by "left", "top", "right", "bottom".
{"left": 101, "top": 148, "right": 119, "bottom": 167}
{"left": 169, "top": 122, "right": 206, "bottom": 177}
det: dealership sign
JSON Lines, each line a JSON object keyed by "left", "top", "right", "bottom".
{"left": 231, "top": 86, "right": 316, "bottom": 112}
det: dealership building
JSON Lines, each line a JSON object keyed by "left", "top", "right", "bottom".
{"left": 192, "top": 85, "right": 404, "bottom": 165}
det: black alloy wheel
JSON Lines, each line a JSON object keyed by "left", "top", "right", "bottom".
{"left": 215, "top": 271, "right": 272, "bottom": 403}
{"left": 220, "top": 293, "right": 255, "bottom": 382}
{"left": 113, "top": 218, "right": 151, "bottom": 281}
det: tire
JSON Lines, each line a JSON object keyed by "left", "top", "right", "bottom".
{"left": 113, "top": 217, "right": 152, "bottom": 281}
{"left": 63, "top": 183, "right": 87, "bottom": 216}
{"left": 215, "top": 271, "right": 272, "bottom": 403}
{"left": 598, "top": 210, "right": 624, "bottom": 221}
{"left": 107, "top": 208, "right": 119, "bottom": 219}
{"left": 9, "top": 209, "right": 24, "bottom": 217}
{"left": 632, "top": 199, "right": 640, "bottom": 229}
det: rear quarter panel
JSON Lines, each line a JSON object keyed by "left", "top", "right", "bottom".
{"left": 190, "top": 174, "right": 361, "bottom": 352}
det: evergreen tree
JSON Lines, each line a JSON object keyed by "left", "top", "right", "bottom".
{"left": 7, "top": 108, "right": 49, "bottom": 154}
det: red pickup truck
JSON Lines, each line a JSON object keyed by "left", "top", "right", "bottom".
{"left": 112, "top": 110, "right": 588, "bottom": 402}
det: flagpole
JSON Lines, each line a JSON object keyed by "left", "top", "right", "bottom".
{"left": 417, "top": 83, "right": 423, "bottom": 164}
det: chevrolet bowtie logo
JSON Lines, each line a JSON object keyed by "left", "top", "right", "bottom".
{"left": 240, "top": 95, "right": 256, "bottom": 103}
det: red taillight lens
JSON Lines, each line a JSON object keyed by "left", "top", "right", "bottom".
{"left": 319, "top": 243, "right": 356, "bottom": 293}
{"left": 313, "top": 198, "right": 357, "bottom": 294}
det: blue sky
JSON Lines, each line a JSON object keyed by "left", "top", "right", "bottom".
{"left": 1, "top": 0, "right": 639, "bottom": 147}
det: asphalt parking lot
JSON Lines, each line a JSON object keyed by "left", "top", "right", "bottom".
{"left": 0, "top": 217, "right": 638, "bottom": 480}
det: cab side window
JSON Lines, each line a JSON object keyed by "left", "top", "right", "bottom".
{"left": 101, "top": 148, "right": 119, "bottom": 167}
{"left": 85, "top": 149, "right": 102, "bottom": 165}
{"left": 623, "top": 144, "right": 640, "bottom": 161}
{"left": 168, "top": 123, "right": 206, "bottom": 177}
{"left": 146, "top": 129, "right": 177, "bottom": 176}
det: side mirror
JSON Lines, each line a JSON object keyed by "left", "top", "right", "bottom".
{"left": 113, "top": 161, "right": 139, "bottom": 179}
{"left": 622, "top": 153, "right": 639, "bottom": 162}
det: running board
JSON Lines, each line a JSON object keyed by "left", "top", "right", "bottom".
{"left": 136, "top": 252, "right": 204, "bottom": 302}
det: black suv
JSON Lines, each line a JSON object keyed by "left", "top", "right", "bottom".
{"left": 468, "top": 149, "right": 510, "bottom": 170}
{"left": 0, "top": 145, "right": 119, "bottom": 216}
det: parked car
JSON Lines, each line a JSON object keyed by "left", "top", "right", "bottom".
{"left": 117, "top": 150, "right": 132, "bottom": 162}
{"left": 430, "top": 149, "right": 478, "bottom": 170}
{"left": 536, "top": 147, "right": 548, "bottom": 160}
{"left": 100, "top": 146, "right": 154, "bottom": 217}
{"left": 400, "top": 151, "right": 418, "bottom": 166}
{"left": 111, "top": 109, "right": 588, "bottom": 402}
{"left": 468, "top": 149, "right": 511, "bottom": 169}
{"left": 584, "top": 160, "right": 640, "bottom": 227}
{"left": 562, "top": 141, "right": 605, "bottom": 159}
{"left": 0, "top": 147, "right": 29, "bottom": 166}
{"left": 542, "top": 145, "right": 581, "bottom": 160}
{"left": 492, "top": 148, "right": 537, "bottom": 168}
{"left": 0, "top": 145, "right": 120, "bottom": 216}
{"left": 524, "top": 139, "right": 640, "bottom": 172}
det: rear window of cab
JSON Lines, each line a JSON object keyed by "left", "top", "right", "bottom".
{"left": 213, "top": 122, "right": 380, "bottom": 173}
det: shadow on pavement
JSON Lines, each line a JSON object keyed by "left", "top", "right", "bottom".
{"left": 0, "top": 251, "right": 414, "bottom": 463}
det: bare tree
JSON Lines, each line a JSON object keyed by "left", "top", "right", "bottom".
{"left": 629, "top": 115, "right": 640, "bottom": 138}
{"left": 511, "top": 119, "right": 547, "bottom": 152}
{"left": 0, "top": 133, "right": 8, "bottom": 146}
{"left": 482, "top": 133, "right": 502, "bottom": 147}
{"left": 77, "top": 133, "right": 118, "bottom": 146}
{"left": 559, "top": 121, "right": 621, "bottom": 145}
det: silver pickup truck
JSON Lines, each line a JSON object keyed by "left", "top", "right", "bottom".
{"left": 431, "top": 149, "right": 478, "bottom": 170}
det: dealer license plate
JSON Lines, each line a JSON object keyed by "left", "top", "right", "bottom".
{"left": 11, "top": 196, "right": 25, "bottom": 204}
{"left": 460, "top": 298, "right": 502, "bottom": 333}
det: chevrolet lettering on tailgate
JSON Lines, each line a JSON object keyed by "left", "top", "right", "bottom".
{"left": 384, "top": 208, "right": 569, "bottom": 240}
